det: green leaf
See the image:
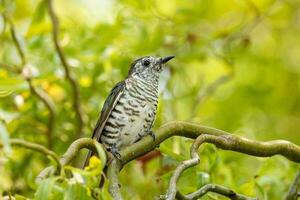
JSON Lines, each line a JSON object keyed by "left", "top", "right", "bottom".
{"left": 63, "top": 183, "right": 92, "bottom": 200}
{"left": 160, "top": 143, "right": 186, "bottom": 161}
{"left": 0, "top": 78, "right": 28, "bottom": 97}
{"left": 34, "top": 178, "right": 57, "bottom": 200}
{"left": 0, "top": 122, "right": 11, "bottom": 154}
{"left": 98, "top": 181, "right": 113, "bottom": 200}
{"left": 15, "top": 194, "right": 29, "bottom": 200}
{"left": 26, "top": 0, "right": 50, "bottom": 36}
{"left": 0, "top": 110, "right": 19, "bottom": 123}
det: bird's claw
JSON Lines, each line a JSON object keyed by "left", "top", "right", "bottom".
{"left": 108, "top": 146, "right": 121, "bottom": 160}
{"left": 147, "top": 130, "right": 156, "bottom": 141}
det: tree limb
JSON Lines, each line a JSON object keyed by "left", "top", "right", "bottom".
{"left": 106, "top": 121, "right": 299, "bottom": 199}
{"left": 32, "top": 121, "right": 300, "bottom": 199}
{"left": 46, "top": 0, "right": 84, "bottom": 139}
{"left": 119, "top": 121, "right": 300, "bottom": 165}
{"left": 107, "top": 159, "right": 123, "bottom": 200}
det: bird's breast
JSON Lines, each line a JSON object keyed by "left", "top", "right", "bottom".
{"left": 100, "top": 77, "right": 159, "bottom": 150}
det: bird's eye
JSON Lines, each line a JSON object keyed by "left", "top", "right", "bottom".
{"left": 143, "top": 59, "right": 150, "bottom": 66}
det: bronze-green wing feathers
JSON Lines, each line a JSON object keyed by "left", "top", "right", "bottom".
{"left": 92, "top": 81, "right": 126, "bottom": 140}
{"left": 84, "top": 81, "right": 125, "bottom": 167}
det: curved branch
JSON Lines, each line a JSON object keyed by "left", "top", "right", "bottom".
{"left": 163, "top": 134, "right": 258, "bottom": 200}
{"left": 60, "top": 138, "right": 99, "bottom": 166}
{"left": 33, "top": 121, "right": 300, "bottom": 199}
{"left": 46, "top": 0, "right": 84, "bottom": 139}
{"left": 36, "top": 138, "right": 107, "bottom": 181}
{"left": 0, "top": 139, "right": 61, "bottom": 173}
{"left": 120, "top": 121, "right": 300, "bottom": 165}
{"left": 176, "top": 184, "right": 256, "bottom": 200}
{"left": 106, "top": 121, "right": 300, "bottom": 199}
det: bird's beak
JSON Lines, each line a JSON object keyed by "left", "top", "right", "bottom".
{"left": 159, "top": 55, "right": 175, "bottom": 64}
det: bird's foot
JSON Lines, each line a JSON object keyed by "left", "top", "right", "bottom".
{"left": 147, "top": 130, "right": 156, "bottom": 142}
{"left": 108, "top": 146, "right": 121, "bottom": 160}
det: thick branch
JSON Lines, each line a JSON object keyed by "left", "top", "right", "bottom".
{"left": 107, "top": 159, "right": 123, "bottom": 200}
{"left": 46, "top": 0, "right": 84, "bottom": 139}
{"left": 104, "top": 121, "right": 300, "bottom": 200}
{"left": 120, "top": 121, "right": 300, "bottom": 165}
{"left": 0, "top": 139, "right": 61, "bottom": 173}
{"left": 32, "top": 122, "right": 300, "bottom": 199}
{"left": 286, "top": 169, "right": 300, "bottom": 200}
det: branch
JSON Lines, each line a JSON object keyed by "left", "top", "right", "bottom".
{"left": 100, "top": 121, "right": 300, "bottom": 199}
{"left": 3, "top": 13, "right": 56, "bottom": 149}
{"left": 5, "top": 16, "right": 26, "bottom": 66}
{"left": 33, "top": 122, "right": 300, "bottom": 198}
{"left": 176, "top": 184, "right": 256, "bottom": 200}
{"left": 36, "top": 138, "right": 107, "bottom": 181}
{"left": 27, "top": 79, "right": 56, "bottom": 148}
{"left": 46, "top": 0, "right": 84, "bottom": 139}
{"left": 119, "top": 121, "right": 300, "bottom": 165}
{"left": 0, "top": 138, "right": 61, "bottom": 173}
{"left": 107, "top": 159, "right": 123, "bottom": 200}
{"left": 286, "top": 169, "right": 300, "bottom": 200}
{"left": 60, "top": 138, "right": 100, "bottom": 166}
{"left": 162, "top": 134, "right": 258, "bottom": 200}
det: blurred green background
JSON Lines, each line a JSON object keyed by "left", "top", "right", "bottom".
{"left": 1, "top": 0, "right": 300, "bottom": 199}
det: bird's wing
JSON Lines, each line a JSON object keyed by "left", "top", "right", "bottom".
{"left": 91, "top": 80, "right": 126, "bottom": 141}
{"left": 83, "top": 80, "right": 125, "bottom": 168}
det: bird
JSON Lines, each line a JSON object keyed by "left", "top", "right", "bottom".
{"left": 84, "top": 55, "right": 175, "bottom": 166}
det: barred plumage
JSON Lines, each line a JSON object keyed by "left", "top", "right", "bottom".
{"left": 84, "top": 55, "right": 174, "bottom": 166}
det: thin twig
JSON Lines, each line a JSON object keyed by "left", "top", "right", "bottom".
{"left": 60, "top": 138, "right": 101, "bottom": 166}
{"left": 36, "top": 138, "right": 106, "bottom": 181}
{"left": 4, "top": 13, "right": 56, "bottom": 149}
{"left": 46, "top": 0, "right": 84, "bottom": 139}
{"left": 163, "top": 134, "right": 258, "bottom": 200}
{"left": 27, "top": 79, "right": 56, "bottom": 148}
{"left": 192, "top": 0, "right": 266, "bottom": 117}
{"left": 192, "top": 74, "right": 232, "bottom": 117}
{"left": 0, "top": 138, "right": 61, "bottom": 173}
{"left": 176, "top": 184, "right": 257, "bottom": 200}
{"left": 286, "top": 169, "right": 300, "bottom": 200}
{"left": 0, "top": 62, "right": 21, "bottom": 73}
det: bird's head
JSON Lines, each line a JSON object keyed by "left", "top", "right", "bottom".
{"left": 128, "top": 55, "right": 174, "bottom": 79}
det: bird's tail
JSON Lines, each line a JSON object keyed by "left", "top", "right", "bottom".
{"left": 82, "top": 150, "right": 94, "bottom": 169}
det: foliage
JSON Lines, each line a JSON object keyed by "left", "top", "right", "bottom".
{"left": 1, "top": 0, "right": 300, "bottom": 199}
